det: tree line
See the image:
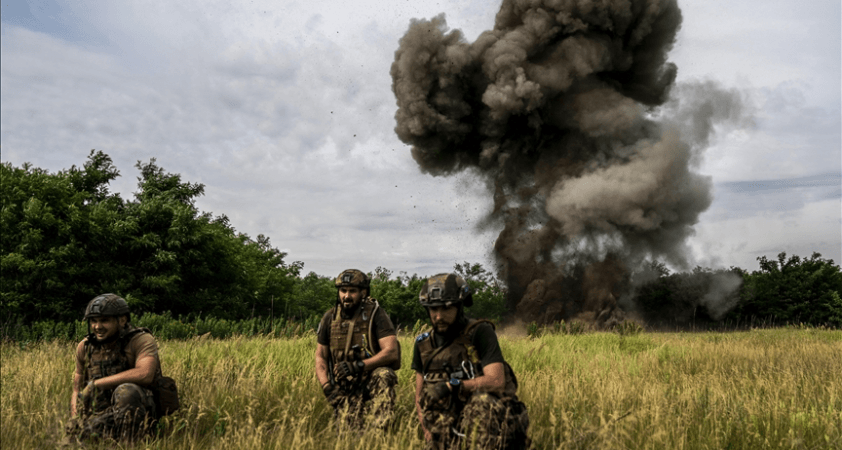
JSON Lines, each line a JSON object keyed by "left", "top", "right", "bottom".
{"left": 2, "top": 152, "right": 840, "bottom": 329}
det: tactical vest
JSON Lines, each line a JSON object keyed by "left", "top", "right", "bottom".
{"left": 84, "top": 326, "right": 161, "bottom": 384}
{"left": 328, "top": 298, "right": 382, "bottom": 364}
{"left": 417, "top": 319, "right": 517, "bottom": 397}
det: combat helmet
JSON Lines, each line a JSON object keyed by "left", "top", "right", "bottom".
{"left": 84, "top": 293, "right": 130, "bottom": 320}
{"left": 335, "top": 269, "right": 370, "bottom": 292}
{"left": 419, "top": 273, "right": 473, "bottom": 308}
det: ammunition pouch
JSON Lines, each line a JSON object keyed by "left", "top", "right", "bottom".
{"left": 153, "top": 376, "right": 180, "bottom": 416}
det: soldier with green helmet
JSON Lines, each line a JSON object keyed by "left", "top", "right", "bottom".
{"left": 314, "top": 269, "right": 401, "bottom": 429}
{"left": 66, "top": 293, "right": 174, "bottom": 441}
{"left": 412, "top": 274, "right": 530, "bottom": 450}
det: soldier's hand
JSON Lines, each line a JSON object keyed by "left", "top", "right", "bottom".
{"left": 428, "top": 381, "right": 451, "bottom": 402}
{"left": 334, "top": 360, "right": 364, "bottom": 379}
{"left": 77, "top": 381, "right": 97, "bottom": 412}
{"left": 322, "top": 383, "right": 342, "bottom": 407}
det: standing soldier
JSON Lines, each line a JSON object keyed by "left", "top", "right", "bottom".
{"left": 413, "top": 273, "right": 530, "bottom": 450}
{"left": 66, "top": 293, "right": 177, "bottom": 441}
{"left": 314, "top": 269, "right": 401, "bottom": 429}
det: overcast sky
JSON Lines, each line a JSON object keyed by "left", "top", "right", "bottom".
{"left": 2, "top": 0, "right": 840, "bottom": 278}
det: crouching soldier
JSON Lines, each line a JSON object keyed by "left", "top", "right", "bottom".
{"left": 315, "top": 269, "right": 401, "bottom": 429}
{"left": 66, "top": 293, "right": 178, "bottom": 442}
{"left": 413, "top": 274, "right": 530, "bottom": 450}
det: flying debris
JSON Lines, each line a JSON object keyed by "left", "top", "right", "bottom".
{"left": 391, "top": 0, "right": 749, "bottom": 327}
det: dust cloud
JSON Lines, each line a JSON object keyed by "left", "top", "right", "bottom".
{"left": 391, "top": 0, "right": 749, "bottom": 327}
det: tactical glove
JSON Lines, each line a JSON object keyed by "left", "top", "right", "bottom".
{"left": 427, "top": 381, "right": 451, "bottom": 402}
{"left": 334, "top": 360, "right": 365, "bottom": 380}
{"left": 77, "top": 381, "right": 97, "bottom": 414}
{"left": 322, "top": 383, "right": 342, "bottom": 407}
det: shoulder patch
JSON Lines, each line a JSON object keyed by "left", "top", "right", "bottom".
{"left": 416, "top": 332, "right": 430, "bottom": 342}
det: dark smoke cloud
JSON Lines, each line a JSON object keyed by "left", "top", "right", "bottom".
{"left": 391, "top": 0, "right": 750, "bottom": 326}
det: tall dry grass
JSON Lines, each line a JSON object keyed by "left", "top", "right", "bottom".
{"left": 1, "top": 328, "right": 839, "bottom": 449}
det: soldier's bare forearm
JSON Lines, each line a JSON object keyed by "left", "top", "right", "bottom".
{"left": 359, "top": 335, "right": 399, "bottom": 370}
{"left": 359, "top": 347, "right": 397, "bottom": 371}
{"left": 93, "top": 364, "right": 156, "bottom": 390}
{"left": 315, "top": 359, "right": 331, "bottom": 386}
{"left": 462, "top": 362, "right": 505, "bottom": 393}
{"left": 70, "top": 372, "right": 83, "bottom": 417}
{"left": 314, "top": 344, "right": 332, "bottom": 387}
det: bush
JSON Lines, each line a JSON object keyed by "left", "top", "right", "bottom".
{"left": 0, "top": 313, "right": 318, "bottom": 343}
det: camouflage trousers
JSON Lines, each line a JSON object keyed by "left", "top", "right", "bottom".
{"left": 65, "top": 383, "right": 157, "bottom": 442}
{"left": 423, "top": 392, "right": 530, "bottom": 450}
{"left": 330, "top": 367, "right": 397, "bottom": 430}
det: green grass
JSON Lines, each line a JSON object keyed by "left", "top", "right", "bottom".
{"left": 1, "top": 328, "right": 840, "bottom": 449}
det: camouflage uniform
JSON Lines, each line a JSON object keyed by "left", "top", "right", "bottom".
{"left": 328, "top": 366, "right": 398, "bottom": 429}
{"left": 318, "top": 270, "right": 400, "bottom": 430}
{"left": 414, "top": 274, "right": 529, "bottom": 450}
{"left": 68, "top": 382, "right": 158, "bottom": 441}
{"left": 66, "top": 325, "right": 161, "bottom": 441}
{"left": 416, "top": 321, "right": 530, "bottom": 450}
{"left": 64, "top": 293, "right": 172, "bottom": 442}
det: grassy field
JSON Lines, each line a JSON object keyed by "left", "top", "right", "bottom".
{"left": 1, "top": 328, "right": 840, "bottom": 449}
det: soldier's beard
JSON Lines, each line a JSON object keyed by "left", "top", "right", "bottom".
{"left": 433, "top": 309, "right": 468, "bottom": 340}
{"left": 339, "top": 300, "right": 362, "bottom": 318}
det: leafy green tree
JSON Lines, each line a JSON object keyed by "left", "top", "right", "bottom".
{"left": 1, "top": 152, "right": 301, "bottom": 323}
{"left": 728, "top": 252, "right": 842, "bottom": 326}
{"left": 369, "top": 268, "right": 426, "bottom": 328}
{"left": 367, "top": 263, "right": 509, "bottom": 328}
{"left": 632, "top": 264, "right": 743, "bottom": 326}
{"left": 1, "top": 151, "right": 121, "bottom": 321}
{"left": 454, "top": 261, "right": 508, "bottom": 321}
{"left": 289, "top": 271, "right": 336, "bottom": 320}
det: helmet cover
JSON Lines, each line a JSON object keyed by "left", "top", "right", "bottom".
{"left": 419, "top": 273, "right": 473, "bottom": 308}
{"left": 84, "top": 293, "right": 130, "bottom": 320}
{"left": 334, "top": 269, "right": 370, "bottom": 291}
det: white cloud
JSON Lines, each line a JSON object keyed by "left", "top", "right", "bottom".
{"left": 690, "top": 197, "right": 841, "bottom": 270}
{"left": 2, "top": 0, "right": 839, "bottom": 277}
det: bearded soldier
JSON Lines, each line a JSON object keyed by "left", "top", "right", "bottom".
{"left": 66, "top": 293, "right": 175, "bottom": 441}
{"left": 315, "top": 269, "right": 401, "bottom": 429}
{"left": 413, "top": 274, "right": 530, "bottom": 450}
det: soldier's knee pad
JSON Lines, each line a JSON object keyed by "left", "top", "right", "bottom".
{"left": 112, "top": 383, "right": 145, "bottom": 409}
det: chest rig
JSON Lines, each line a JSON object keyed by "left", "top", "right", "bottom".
{"left": 83, "top": 326, "right": 160, "bottom": 383}
{"left": 417, "top": 319, "right": 518, "bottom": 397}
{"left": 328, "top": 298, "right": 380, "bottom": 364}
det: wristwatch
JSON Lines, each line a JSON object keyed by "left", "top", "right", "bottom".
{"left": 355, "top": 360, "right": 366, "bottom": 372}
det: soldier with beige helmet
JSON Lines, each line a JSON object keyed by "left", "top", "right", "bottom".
{"left": 413, "top": 273, "right": 530, "bottom": 450}
{"left": 314, "top": 269, "right": 401, "bottom": 429}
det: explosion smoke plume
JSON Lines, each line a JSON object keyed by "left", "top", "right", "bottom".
{"left": 391, "top": 0, "right": 747, "bottom": 326}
